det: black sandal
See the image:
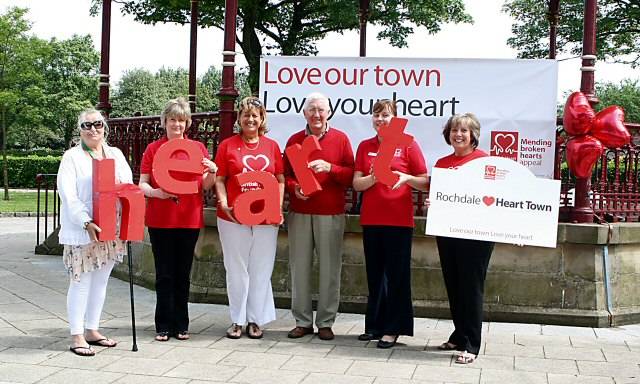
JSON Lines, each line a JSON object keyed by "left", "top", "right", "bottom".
{"left": 226, "top": 323, "right": 242, "bottom": 339}
{"left": 155, "top": 331, "right": 170, "bottom": 341}
{"left": 246, "top": 322, "right": 263, "bottom": 339}
{"left": 69, "top": 345, "right": 95, "bottom": 356}
{"left": 175, "top": 331, "right": 190, "bottom": 340}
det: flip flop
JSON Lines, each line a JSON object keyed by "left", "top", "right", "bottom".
{"left": 87, "top": 338, "right": 117, "bottom": 347}
{"left": 175, "top": 331, "right": 190, "bottom": 340}
{"left": 438, "top": 342, "right": 457, "bottom": 351}
{"left": 155, "top": 332, "right": 170, "bottom": 342}
{"left": 69, "top": 345, "right": 95, "bottom": 357}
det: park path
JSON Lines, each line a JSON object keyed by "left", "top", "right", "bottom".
{"left": 1, "top": 217, "right": 640, "bottom": 383}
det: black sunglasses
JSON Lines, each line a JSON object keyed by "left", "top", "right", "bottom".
{"left": 247, "top": 99, "right": 262, "bottom": 107}
{"left": 80, "top": 120, "right": 104, "bottom": 130}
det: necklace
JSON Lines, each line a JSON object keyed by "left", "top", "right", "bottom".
{"left": 81, "top": 141, "right": 105, "bottom": 159}
{"left": 242, "top": 136, "right": 260, "bottom": 150}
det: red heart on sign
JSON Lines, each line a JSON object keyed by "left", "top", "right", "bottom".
{"left": 563, "top": 92, "right": 595, "bottom": 136}
{"left": 591, "top": 106, "right": 630, "bottom": 148}
{"left": 482, "top": 196, "right": 495, "bottom": 206}
{"left": 566, "top": 135, "right": 603, "bottom": 178}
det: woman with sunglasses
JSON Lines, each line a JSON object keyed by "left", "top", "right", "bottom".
{"left": 214, "top": 96, "right": 284, "bottom": 339}
{"left": 57, "top": 109, "right": 131, "bottom": 356}
{"left": 139, "top": 98, "right": 217, "bottom": 342}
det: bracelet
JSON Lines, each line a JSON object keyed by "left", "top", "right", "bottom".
{"left": 83, "top": 220, "right": 93, "bottom": 230}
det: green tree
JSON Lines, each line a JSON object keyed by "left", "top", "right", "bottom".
{"left": 43, "top": 35, "right": 100, "bottom": 148}
{"left": 0, "top": 7, "right": 49, "bottom": 200}
{"left": 197, "top": 66, "right": 251, "bottom": 112}
{"left": 93, "top": 0, "right": 472, "bottom": 91}
{"left": 596, "top": 79, "right": 640, "bottom": 124}
{"left": 111, "top": 68, "right": 166, "bottom": 117}
{"left": 503, "top": 0, "right": 640, "bottom": 66}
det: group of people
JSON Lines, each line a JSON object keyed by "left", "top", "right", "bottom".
{"left": 57, "top": 93, "right": 494, "bottom": 365}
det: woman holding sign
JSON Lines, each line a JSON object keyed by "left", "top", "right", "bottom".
{"left": 353, "top": 100, "right": 428, "bottom": 348}
{"left": 214, "top": 96, "right": 284, "bottom": 339}
{"left": 58, "top": 109, "right": 131, "bottom": 356}
{"left": 431, "top": 113, "right": 494, "bottom": 364}
{"left": 139, "top": 98, "right": 217, "bottom": 342}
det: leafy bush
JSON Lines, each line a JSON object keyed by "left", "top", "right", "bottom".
{"left": 4, "top": 155, "right": 61, "bottom": 188}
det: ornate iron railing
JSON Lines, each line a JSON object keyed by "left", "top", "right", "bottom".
{"left": 556, "top": 122, "right": 640, "bottom": 222}
{"left": 105, "top": 114, "right": 640, "bottom": 222}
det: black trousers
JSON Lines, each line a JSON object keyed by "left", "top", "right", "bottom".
{"left": 436, "top": 236, "right": 494, "bottom": 355}
{"left": 362, "top": 226, "right": 414, "bottom": 336}
{"left": 148, "top": 227, "right": 200, "bottom": 334}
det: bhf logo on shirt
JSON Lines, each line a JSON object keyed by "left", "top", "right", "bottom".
{"left": 490, "top": 131, "right": 519, "bottom": 161}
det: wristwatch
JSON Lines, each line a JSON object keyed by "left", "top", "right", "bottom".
{"left": 83, "top": 220, "right": 93, "bottom": 230}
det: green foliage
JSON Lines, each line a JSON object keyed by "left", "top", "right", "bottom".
{"left": 503, "top": 0, "right": 640, "bottom": 66}
{"left": 6, "top": 155, "right": 61, "bottom": 188}
{"left": 111, "top": 66, "right": 252, "bottom": 116}
{"left": 97, "top": 0, "right": 472, "bottom": 91}
{"left": 596, "top": 80, "right": 640, "bottom": 123}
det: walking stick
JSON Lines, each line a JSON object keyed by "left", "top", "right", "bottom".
{"left": 126, "top": 241, "right": 138, "bottom": 352}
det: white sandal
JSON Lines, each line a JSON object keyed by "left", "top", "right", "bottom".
{"left": 455, "top": 351, "right": 477, "bottom": 364}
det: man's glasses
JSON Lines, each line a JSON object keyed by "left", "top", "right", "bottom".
{"left": 80, "top": 120, "right": 104, "bottom": 130}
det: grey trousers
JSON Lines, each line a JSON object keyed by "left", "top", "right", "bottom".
{"left": 288, "top": 212, "right": 345, "bottom": 328}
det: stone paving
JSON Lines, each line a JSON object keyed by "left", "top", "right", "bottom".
{"left": 2, "top": 216, "right": 640, "bottom": 383}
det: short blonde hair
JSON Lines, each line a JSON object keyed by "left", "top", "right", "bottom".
{"left": 442, "top": 113, "right": 481, "bottom": 148}
{"left": 161, "top": 97, "right": 192, "bottom": 129}
{"left": 237, "top": 96, "right": 268, "bottom": 135}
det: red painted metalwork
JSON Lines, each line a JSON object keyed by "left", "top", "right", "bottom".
{"left": 548, "top": 0, "right": 559, "bottom": 59}
{"left": 571, "top": 0, "right": 598, "bottom": 223}
{"left": 97, "top": 0, "right": 112, "bottom": 116}
{"left": 359, "top": 0, "right": 370, "bottom": 57}
{"left": 188, "top": 0, "right": 199, "bottom": 112}
{"left": 218, "top": 0, "right": 239, "bottom": 141}
{"left": 558, "top": 123, "right": 640, "bottom": 222}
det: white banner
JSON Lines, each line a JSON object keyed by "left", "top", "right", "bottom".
{"left": 425, "top": 156, "right": 561, "bottom": 248}
{"left": 259, "top": 56, "right": 558, "bottom": 178}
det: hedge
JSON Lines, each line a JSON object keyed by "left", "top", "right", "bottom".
{"left": 3, "top": 155, "right": 61, "bottom": 188}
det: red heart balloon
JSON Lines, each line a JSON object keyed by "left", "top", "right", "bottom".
{"left": 563, "top": 92, "right": 595, "bottom": 136}
{"left": 591, "top": 105, "right": 630, "bottom": 148}
{"left": 566, "top": 135, "right": 603, "bottom": 178}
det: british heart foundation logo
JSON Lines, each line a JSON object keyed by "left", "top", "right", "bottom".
{"left": 490, "top": 131, "right": 519, "bottom": 161}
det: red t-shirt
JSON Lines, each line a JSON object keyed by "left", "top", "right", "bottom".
{"left": 283, "top": 128, "right": 354, "bottom": 215}
{"left": 434, "top": 149, "right": 488, "bottom": 169}
{"left": 356, "top": 137, "right": 427, "bottom": 227}
{"left": 214, "top": 134, "right": 284, "bottom": 222}
{"left": 140, "top": 136, "right": 209, "bottom": 228}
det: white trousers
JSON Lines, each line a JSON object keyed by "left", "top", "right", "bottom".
{"left": 217, "top": 218, "right": 278, "bottom": 326}
{"left": 67, "top": 260, "right": 115, "bottom": 335}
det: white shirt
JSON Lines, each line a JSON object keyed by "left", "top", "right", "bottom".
{"left": 57, "top": 144, "right": 133, "bottom": 245}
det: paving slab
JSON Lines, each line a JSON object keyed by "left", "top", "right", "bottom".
{"left": 2, "top": 217, "right": 640, "bottom": 384}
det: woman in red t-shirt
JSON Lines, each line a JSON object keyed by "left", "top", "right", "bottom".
{"left": 430, "top": 113, "right": 494, "bottom": 364}
{"left": 214, "top": 96, "right": 284, "bottom": 340}
{"left": 353, "top": 100, "right": 428, "bottom": 349}
{"left": 138, "top": 98, "right": 217, "bottom": 342}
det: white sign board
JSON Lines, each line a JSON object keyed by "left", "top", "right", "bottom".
{"left": 425, "top": 156, "right": 561, "bottom": 248}
{"left": 259, "top": 56, "right": 558, "bottom": 178}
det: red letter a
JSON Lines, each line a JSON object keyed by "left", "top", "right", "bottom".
{"left": 372, "top": 117, "right": 413, "bottom": 187}
{"left": 233, "top": 171, "right": 281, "bottom": 226}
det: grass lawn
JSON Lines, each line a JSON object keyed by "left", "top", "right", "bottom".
{"left": 0, "top": 191, "right": 58, "bottom": 213}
